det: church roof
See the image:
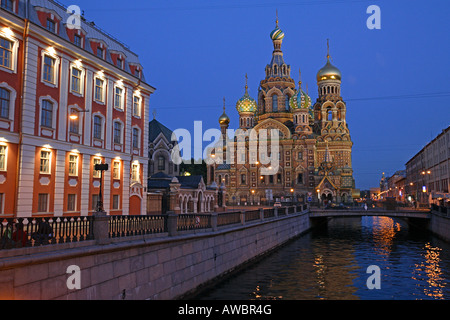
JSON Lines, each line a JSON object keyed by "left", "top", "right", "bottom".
{"left": 149, "top": 119, "right": 176, "bottom": 143}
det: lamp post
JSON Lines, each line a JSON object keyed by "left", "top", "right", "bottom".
{"left": 94, "top": 163, "right": 109, "bottom": 212}
{"left": 420, "top": 169, "right": 431, "bottom": 207}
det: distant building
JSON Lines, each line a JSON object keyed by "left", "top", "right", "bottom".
{"left": 0, "top": 0, "right": 154, "bottom": 217}
{"left": 406, "top": 125, "right": 450, "bottom": 206}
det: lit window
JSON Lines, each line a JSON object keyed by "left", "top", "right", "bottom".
{"left": 0, "top": 37, "right": 13, "bottom": 69}
{"left": 40, "top": 150, "right": 51, "bottom": 174}
{"left": 69, "top": 110, "right": 79, "bottom": 134}
{"left": 67, "top": 194, "right": 76, "bottom": 212}
{"left": 133, "top": 95, "right": 141, "bottom": 117}
{"left": 68, "top": 154, "right": 78, "bottom": 176}
{"left": 71, "top": 67, "right": 82, "bottom": 93}
{"left": 113, "top": 121, "right": 122, "bottom": 144}
{"left": 0, "top": 145, "right": 6, "bottom": 171}
{"left": 46, "top": 19, "right": 56, "bottom": 33}
{"left": 0, "top": 87, "right": 10, "bottom": 119}
{"left": 38, "top": 194, "right": 49, "bottom": 213}
{"left": 93, "top": 158, "right": 101, "bottom": 178}
{"left": 131, "top": 163, "right": 140, "bottom": 182}
{"left": 93, "top": 115, "right": 102, "bottom": 140}
{"left": 94, "top": 78, "right": 104, "bottom": 102}
{"left": 113, "top": 161, "right": 120, "bottom": 179}
{"left": 41, "top": 100, "right": 53, "bottom": 128}
{"left": 43, "top": 55, "right": 55, "bottom": 83}
{"left": 114, "top": 87, "right": 123, "bottom": 109}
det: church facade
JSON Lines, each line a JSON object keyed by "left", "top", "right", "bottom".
{"left": 207, "top": 17, "right": 356, "bottom": 206}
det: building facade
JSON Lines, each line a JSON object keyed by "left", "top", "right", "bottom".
{"left": 207, "top": 17, "right": 355, "bottom": 206}
{"left": 0, "top": 0, "right": 154, "bottom": 217}
{"left": 406, "top": 125, "right": 450, "bottom": 206}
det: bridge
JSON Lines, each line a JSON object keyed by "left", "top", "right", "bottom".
{"left": 310, "top": 208, "right": 431, "bottom": 220}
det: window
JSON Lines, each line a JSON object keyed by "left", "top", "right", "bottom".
{"left": 135, "top": 69, "right": 141, "bottom": 79}
{"left": 114, "top": 87, "right": 123, "bottom": 109}
{"left": 277, "top": 173, "right": 282, "bottom": 184}
{"left": 93, "top": 158, "right": 101, "bottom": 178}
{"left": 43, "top": 55, "right": 55, "bottom": 83}
{"left": 158, "top": 156, "right": 165, "bottom": 171}
{"left": 298, "top": 152, "right": 303, "bottom": 160}
{"left": 133, "top": 95, "right": 141, "bottom": 117}
{"left": 269, "top": 175, "right": 274, "bottom": 184}
{"left": 94, "top": 78, "right": 104, "bottom": 102}
{"left": 71, "top": 67, "right": 82, "bottom": 93}
{"left": 68, "top": 154, "right": 78, "bottom": 176}
{"left": 38, "top": 194, "right": 49, "bottom": 213}
{"left": 241, "top": 174, "right": 246, "bottom": 185}
{"left": 67, "top": 194, "right": 76, "bottom": 212}
{"left": 116, "top": 57, "right": 123, "bottom": 69}
{"left": 97, "top": 47, "right": 104, "bottom": 59}
{"left": 0, "top": 145, "right": 6, "bottom": 171}
{"left": 132, "top": 128, "right": 139, "bottom": 149}
{"left": 73, "top": 34, "right": 82, "bottom": 47}
{"left": 69, "top": 110, "right": 79, "bottom": 134}
{"left": 113, "top": 121, "right": 122, "bottom": 144}
{"left": 272, "top": 95, "right": 278, "bottom": 112}
{"left": 113, "top": 161, "right": 120, "bottom": 179}
{"left": 46, "top": 19, "right": 56, "bottom": 33}
{"left": 1, "top": 0, "right": 13, "bottom": 11}
{"left": 297, "top": 173, "right": 303, "bottom": 184}
{"left": 131, "top": 163, "right": 140, "bottom": 182}
{"left": 40, "top": 150, "right": 51, "bottom": 174}
{"left": 0, "top": 37, "right": 13, "bottom": 69}
{"left": 0, "top": 87, "right": 10, "bottom": 119}
{"left": 41, "top": 100, "right": 53, "bottom": 128}
{"left": 112, "top": 195, "right": 120, "bottom": 210}
{"left": 285, "top": 95, "right": 290, "bottom": 111}
{"left": 93, "top": 115, "right": 102, "bottom": 140}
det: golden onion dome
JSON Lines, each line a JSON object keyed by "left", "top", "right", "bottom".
{"left": 219, "top": 98, "right": 230, "bottom": 125}
{"left": 317, "top": 59, "right": 342, "bottom": 82}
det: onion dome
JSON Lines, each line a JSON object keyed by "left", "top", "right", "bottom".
{"left": 290, "top": 71, "right": 311, "bottom": 110}
{"left": 219, "top": 98, "right": 230, "bottom": 125}
{"left": 270, "top": 11, "right": 285, "bottom": 41}
{"left": 317, "top": 59, "right": 341, "bottom": 82}
{"left": 236, "top": 75, "right": 257, "bottom": 113}
{"left": 317, "top": 39, "right": 341, "bottom": 82}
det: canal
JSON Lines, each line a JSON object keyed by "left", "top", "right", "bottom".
{"left": 195, "top": 216, "right": 450, "bottom": 300}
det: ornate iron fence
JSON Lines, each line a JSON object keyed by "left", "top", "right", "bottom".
{"left": 177, "top": 214, "right": 212, "bottom": 231}
{"left": 109, "top": 215, "right": 167, "bottom": 238}
{"left": 217, "top": 212, "right": 241, "bottom": 227}
{"left": 1, "top": 216, "right": 94, "bottom": 250}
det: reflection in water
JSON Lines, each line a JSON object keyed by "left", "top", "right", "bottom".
{"left": 196, "top": 217, "right": 450, "bottom": 300}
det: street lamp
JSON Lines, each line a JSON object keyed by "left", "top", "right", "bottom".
{"left": 69, "top": 109, "right": 90, "bottom": 120}
{"left": 94, "top": 163, "right": 109, "bottom": 212}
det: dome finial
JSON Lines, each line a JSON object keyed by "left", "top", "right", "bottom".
{"left": 223, "top": 96, "right": 226, "bottom": 113}
{"left": 245, "top": 73, "right": 249, "bottom": 93}
{"left": 327, "top": 38, "right": 331, "bottom": 60}
{"left": 276, "top": 9, "right": 279, "bottom": 27}
{"left": 298, "top": 68, "right": 302, "bottom": 90}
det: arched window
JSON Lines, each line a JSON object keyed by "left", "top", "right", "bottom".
{"left": 285, "top": 95, "right": 290, "bottom": 111}
{"left": 93, "top": 115, "right": 102, "bottom": 139}
{"left": 41, "top": 100, "right": 53, "bottom": 128}
{"left": 327, "top": 108, "right": 333, "bottom": 121}
{"left": 113, "top": 121, "right": 122, "bottom": 144}
{"left": 158, "top": 155, "right": 166, "bottom": 171}
{"left": 0, "top": 87, "right": 10, "bottom": 119}
{"left": 273, "top": 65, "right": 278, "bottom": 75}
{"left": 272, "top": 95, "right": 278, "bottom": 112}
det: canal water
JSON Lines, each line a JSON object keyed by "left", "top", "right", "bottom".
{"left": 196, "top": 216, "right": 450, "bottom": 300}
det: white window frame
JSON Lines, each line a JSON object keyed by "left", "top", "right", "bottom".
{"left": 113, "top": 119, "right": 124, "bottom": 145}
{"left": 93, "top": 157, "right": 102, "bottom": 178}
{"left": 113, "top": 84, "right": 125, "bottom": 111}
{"left": 38, "top": 96, "right": 58, "bottom": 137}
{"left": 69, "top": 64, "right": 85, "bottom": 96}
{"left": 68, "top": 153, "right": 78, "bottom": 176}
{"left": 131, "top": 162, "right": 140, "bottom": 183}
{"left": 93, "top": 75, "right": 106, "bottom": 104}
{"left": 40, "top": 50, "right": 60, "bottom": 88}
{"left": 67, "top": 194, "right": 77, "bottom": 212}
{"left": 132, "top": 94, "right": 141, "bottom": 118}
{"left": 113, "top": 160, "right": 121, "bottom": 180}
{"left": 0, "top": 145, "right": 7, "bottom": 171}
{"left": 92, "top": 112, "right": 105, "bottom": 142}
{"left": 0, "top": 31, "right": 19, "bottom": 74}
{"left": 0, "top": 82, "right": 17, "bottom": 131}
{"left": 112, "top": 194, "right": 120, "bottom": 210}
{"left": 40, "top": 150, "right": 51, "bottom": 174}
{"left": 37, "top": 193, "right": 49, "bottom": 213}
{"left": 132, "top": 126, "right": 141, "bottom": 150}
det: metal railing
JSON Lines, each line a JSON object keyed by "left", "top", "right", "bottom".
{"left": 1, "top": 205, "right": 311, "bottom": 251}
{"left": 1, "top": 216, "right": 94, "bottom": 250}
{"left": 109, "top": 215, "right": 167, "bottom": 238}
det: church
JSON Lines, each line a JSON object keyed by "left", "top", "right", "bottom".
{"left": 207, "top": 16, "right": 356, "bottom": 206}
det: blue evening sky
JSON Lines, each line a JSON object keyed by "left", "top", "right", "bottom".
{"left": 69, "top": 0, "right": 450, "bottom": 190}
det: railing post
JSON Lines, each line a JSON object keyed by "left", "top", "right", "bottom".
{"left": 211, "top": 212, "right": 218, "bottom": 232}
{"left": 93, "top": 211, "right": 111, "bottom": 245}
{"left": 240, "top": 211, "right": 245, "bottom": 225}
{"left": 285, "top": 207, "right": 289, "bottom": 215}
{"left": 274, "top": 207, "right": 278, "bottom": 218}
{"left": 259, "top": 208, "right": 264, "bottom": 221}
{"left": 166, "top": 212, "right": 178, "bottom": 237}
